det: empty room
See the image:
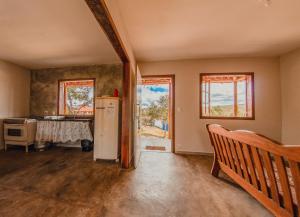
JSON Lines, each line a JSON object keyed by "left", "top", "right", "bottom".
{"left": 0, "top": 0, "right": 299, "bottom": 217}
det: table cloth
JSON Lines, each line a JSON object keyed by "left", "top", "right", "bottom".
{"left": 36, "top": 120, "right": 93, "bottom": 144}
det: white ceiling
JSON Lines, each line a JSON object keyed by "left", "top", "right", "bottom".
{"left": 0, "top": 0, "right": 121, "bottom": 69}
{"left": 116, "top": 0, "right": 300, "bottom": 62}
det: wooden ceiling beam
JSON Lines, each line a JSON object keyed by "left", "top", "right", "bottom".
{"left": 85, "top": 0, "right": 129, "bottom": 63}
{"left": 85, "top": 0, "right": 132, "bottom": 169}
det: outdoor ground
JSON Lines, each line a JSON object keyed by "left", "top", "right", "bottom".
{"left": 140, "top": 126, "right": 171, "bottom": 152}
{"left": 140, "top": 126, "right": 169, "bottom": 138}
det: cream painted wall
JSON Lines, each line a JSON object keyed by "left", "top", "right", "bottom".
{"left": 139, "top": 58, "right": 282, "bottom": 153}
{"left": 0, "top": 60, "right": 31, "bottom": 149}
{"left": 280, "top": 48, "right": 300, "bottom": 145}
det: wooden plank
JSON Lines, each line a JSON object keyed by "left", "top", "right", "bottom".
{"left": 208, "top": 81, "right": 211, "bottom": 115}
{"left": 222, "top": 137, "right": 236, "bottom": 172}
{"left": 234, "top": 80, "right": 238, "bottom": 116}
{"left": 251, "top": 146, "right": 268, "bottom": 196}
{"left": 212, "top": 133, "right": 226, "bottom": 164}
{"left": 142, "top": 78, "right": 171, "bottom": 85}
{"left": 245, "top": 76, "right": 249, "bottom": 116}
{"left": 85, "top": 0, "right": 129, "bottom": 62}
{"left": 274, "top": 155, "right": 294, "bottom": 215}
{"left": 210, "top": 132, "right": 222, "bottom": 163}
{"left": 63, "top": 83, "right": 67, "bottom": 114}
{"left": 242, "top": 143, "right": 259, "bottom": 189}
{"left": 234, "top": 141, "right": 251, "bottom": 183}
{"left": 170, "top": 75, "right": 175, "bottom": 153}
{"left": 121, "top": 62, "right": 131, "bottom": 168}
{"left": 288, "top": 161, "right": 300, "bottom": 209}
{"left": 228, "top": 139, "right": 243, "bottom": 177}
{"left": 204, "top": 81, "right": 207, "bottom": 114}
{"left": 217, "top": 134, "right": 231, "bottom": 167}
{"left": 208, "top": 132, "right": 221, "bottom": 177}
{"left": 261, "top": 150, "right": 280, "bottom": 205}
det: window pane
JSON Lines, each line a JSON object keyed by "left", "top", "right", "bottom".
{"left": 237, "top": 80, "right": 246, "bottom": 117}
{"left": 59, "top": 80, "right": 94, "bottom": 116}
{"left": 210, "top": 82, "right": 234, "bottom": 117}
{"left": 200, "top": 74, "right": 253, "bottom": 119}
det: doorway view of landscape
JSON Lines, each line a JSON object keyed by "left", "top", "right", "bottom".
{"left": 140, "top": 77, "right": 173, "bottom": 152}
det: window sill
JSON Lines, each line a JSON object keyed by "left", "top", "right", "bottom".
{"left": 58, "top": 115, "right": 94, "bottom": 120}
{"left": 200, "top": 116, "right": 255, "bottom": 120}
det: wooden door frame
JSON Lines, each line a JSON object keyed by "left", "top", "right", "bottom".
{"left": 85, "top": 0, "right": 132, "bottom": 168}
{"left": 141, "top": 75, "right": 176, "bottom": 153}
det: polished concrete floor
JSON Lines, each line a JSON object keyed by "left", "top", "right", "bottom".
{"left": 0, "top": 148, "right": 272, "bottom": 217}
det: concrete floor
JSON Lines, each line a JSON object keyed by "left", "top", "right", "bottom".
{"left": 141, "top": 136, "right": 172, "bottom": 152}
{"left": 0, "top": 148, "right": 272, "bottom": 217}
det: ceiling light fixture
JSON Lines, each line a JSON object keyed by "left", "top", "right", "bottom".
{"left": 258, "top": 0, "right": 272, "bottom": 7}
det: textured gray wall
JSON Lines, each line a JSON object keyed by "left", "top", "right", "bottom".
{"left": 30, "top": 64, "right": 123, "bottom": 116}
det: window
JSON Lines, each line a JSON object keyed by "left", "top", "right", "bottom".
{"left": 200, "top": 73, "right": 254, "bottom": 119}
{"left": 58, "top": 79, "right": 95, "bottom": 116}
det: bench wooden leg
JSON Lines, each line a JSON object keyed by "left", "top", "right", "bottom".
{"left": 25, "top": 145, "right": 28, "bottom": 153}
{"left": 4, "top": 143, "right": 7, "bottom": 152}
{"left": 211, "top": 154, "right": 220, "bottom": 177}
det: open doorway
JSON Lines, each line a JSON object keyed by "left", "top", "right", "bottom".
{"left": 139, "top": 75, "right": 175, "bottom": 153}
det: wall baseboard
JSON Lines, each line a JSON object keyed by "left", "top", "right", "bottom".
{"left": 175, "top": 151, "right": 213, "bottom": 156}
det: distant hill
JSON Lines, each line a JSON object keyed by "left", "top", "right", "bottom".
{"left": 206, "top": 104, "right": 247, "bottom": 117}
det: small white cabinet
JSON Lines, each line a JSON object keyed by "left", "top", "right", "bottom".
{"left": 94, "top": 97, "right": 119, "bottom": 161}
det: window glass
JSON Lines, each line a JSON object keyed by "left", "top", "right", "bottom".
{"left": 58, "top": 79, "right": 94, "bottom": 116}
{"left": 200, "top": 73, "right": 254, "bottom": 119}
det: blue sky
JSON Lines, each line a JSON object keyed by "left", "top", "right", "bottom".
{"left": 141, "top": 84, "right": 169, "bottom": 107}
{"left": 206, "top": 81, "right": 247, "bottom": 106}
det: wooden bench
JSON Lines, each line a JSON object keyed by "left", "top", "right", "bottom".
{"left": 207, "top": 124, "right": 300, "bottom": 217}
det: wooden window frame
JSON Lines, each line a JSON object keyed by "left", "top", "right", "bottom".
{"left": 57, "top": 78, "right": 96, "bottom": 118}
{"left": 199, "top": 72, "right": 255, "bottom": 120}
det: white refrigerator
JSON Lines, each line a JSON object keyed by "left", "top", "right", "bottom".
{"left": 94, "top": 97, "right": 119, "bottom": 161}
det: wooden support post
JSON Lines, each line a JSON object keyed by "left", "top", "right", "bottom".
{"left": 64, "top": 83, "right": 67, "bottom": 115}
{"left": 85, "top": 0, "right": 132, "bottom": 168}
{"left": 208, "top": 81, "right": 211, "bottom": 115}
{"left": 204, "top": 82, "right": 207, "bottom": 114}
{"left": 168, "top": 81, "right": 171, "bottom": 140}
{"left": 245, "top": 77, "right": 249, "bottom": 116}
{"left": 121, "top": 62, "right": 131, "bottom": 168}
{"left": 234, "top": 79, "right": 238, "bottom": 116}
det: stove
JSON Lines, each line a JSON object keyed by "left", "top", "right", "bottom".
{"left": 3, "top": 118, "right": 37, "bottom": 152}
